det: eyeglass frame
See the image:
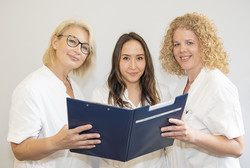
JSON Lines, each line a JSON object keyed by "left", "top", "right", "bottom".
{"left": 57, "top": 34, "right": 91, "bottom": 55}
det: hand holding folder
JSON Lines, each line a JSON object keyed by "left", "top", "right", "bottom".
{"left": 67, "top": 93, "right": 188, "bottom": 162}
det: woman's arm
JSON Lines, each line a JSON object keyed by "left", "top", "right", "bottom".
{"left": 11, "top": 124, "right": 101, "bottom": 161}
{"left": 161, "top": 118, "right": 244, "bottom": 158}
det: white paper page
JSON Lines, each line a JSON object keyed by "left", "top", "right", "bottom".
{"left": 149, "top": 99, "right": 175, "bottom": 111}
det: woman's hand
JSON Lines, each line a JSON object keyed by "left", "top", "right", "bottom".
{"left": 161, "top": 118, "right": 244, "bottom": 158}
{"left": 53, "top": 124, "right": 101, "bottom": 150}
{"left": 161, "top": 118, "right": 198, "bottom": 143}
{"left": 11, "top": 124, "right": 101, "bottom": 161}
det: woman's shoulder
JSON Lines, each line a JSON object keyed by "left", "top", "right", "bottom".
{"left": 156, "top": 82, "right": 172, "bottom": 102}
{"left": 91, "top": 83, "right": 110, "bottom": 103}
{"left": 93, "top": 83, "right": 109, "bottom": 93}
{"left": 206, "top": 69, "right": 236, "bottom": 87}
{"left": 204, "top": 68, "right": 238, "bottom": 96}
{"left": 15, "top": 66, "right": 51, "bottom": 90}
{"left": 11, "top": 66, "right": 56, "bottom": 101}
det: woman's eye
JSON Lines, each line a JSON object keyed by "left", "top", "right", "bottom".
{"left": 122, "top": 56, "right": 129, "bottom": 60}
{"left": 69, "top": 39, "right": 77, "bottom": 44}
{"left": 174, "top": 43, "right": 180, "bottom": 47}
{"left": 82, "top": 45, "right": 88, "bottom": 51}
{"left": 187, "top": 41, "right": 194, "bottom": 45}
{"left": 137, "top": 56, "right": 144, "bottom": 60}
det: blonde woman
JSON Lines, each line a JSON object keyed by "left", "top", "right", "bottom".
{"left": 8, "top": 19, "right": 100, "bottom": 168}
{"left": 160, "top": 13, "right": 245, "bottom": 168}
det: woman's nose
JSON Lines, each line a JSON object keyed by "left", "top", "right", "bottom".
{"left": 180, "top": 44, "right": 187, "bottom": 52}
{"left": 129, "top": 59, "right": 136, "bottom": 69}
{"left": 73, "top": 44, "right": 82, "bottom": 55}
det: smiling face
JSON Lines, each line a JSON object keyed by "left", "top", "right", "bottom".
{"left": 52, "top": 26, "right": 89, "bottom": 73}
{"left": 173, "top": 28, "right": 203, "bottom": 75}
{"left": 119, "top": 40, "right": 146, "bottom": 86}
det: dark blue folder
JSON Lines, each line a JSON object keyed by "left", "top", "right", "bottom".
{"left": 67, "top": 93, "right": 188, "bottom": 162}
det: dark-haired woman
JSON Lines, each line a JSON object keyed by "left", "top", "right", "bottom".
{"left": 91, "top": 32, "right": 171, "bottom": 168}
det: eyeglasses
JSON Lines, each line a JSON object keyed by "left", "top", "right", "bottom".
{"left": 58, "top": 34, "right": 90, "bottom": 55}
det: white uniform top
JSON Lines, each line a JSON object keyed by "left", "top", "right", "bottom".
{"left": 166, "top": 68, "right": 245, "bottom": 168}
{"left": 7, "top": 66, "right": 92, "bottom": 168}
{"left": 91, "top": 82, "right": 171, "bottom": 168}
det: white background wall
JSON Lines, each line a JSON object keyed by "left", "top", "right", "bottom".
{"left": 1, "top": 0, "right": 249, "bottom": 167}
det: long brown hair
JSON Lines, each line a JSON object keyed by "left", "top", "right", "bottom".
{"left": 108, "top": 32, "right": 160, "bottom": 108}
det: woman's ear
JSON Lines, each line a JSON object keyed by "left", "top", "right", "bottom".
{"left": 51, "top": 35, "right": 58, "bottom": 50}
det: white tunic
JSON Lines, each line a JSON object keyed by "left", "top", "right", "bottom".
{"left": 166, "top": 68, "right": 245, "bottom": 168}
{"left": 7, "top": 66, "right": 92, "bottom": 168}
{"left": 91, "top": 82, "right": 171, "bottom": 168}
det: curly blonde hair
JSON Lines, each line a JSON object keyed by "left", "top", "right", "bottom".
{"left": 159, "top": 13, "right": 229, "bottom": 76}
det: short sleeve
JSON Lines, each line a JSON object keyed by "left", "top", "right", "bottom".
{"left": 203, "top": 84, "right": 245, "bottom": 139}
{"left": 7, "top": 85, "right": 42, "bottom": 144}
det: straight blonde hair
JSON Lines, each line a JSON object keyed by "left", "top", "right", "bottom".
{"left": 43, "top": 18, "right": 96, "bottom": 76}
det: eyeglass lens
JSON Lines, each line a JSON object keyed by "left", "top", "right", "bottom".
{"left": 67, "top": 35, "right": 90, "bottom": 54}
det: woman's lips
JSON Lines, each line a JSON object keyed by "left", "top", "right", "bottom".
{"left": 180, "top": 55, "right": 191, "bottom": 62}
{"left": 129, "top": 72, "right": 138, "bottom": 76}
{"left": 69, "top": 55, "right": 79, "bottom": 61}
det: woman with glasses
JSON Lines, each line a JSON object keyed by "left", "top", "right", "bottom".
{"left": 91, "top": 32, "right": 171, "bottom": 168}
{"left": 159, "top": 13, "right": 245, "bottom": 168}
{"left": 7, "top": 19, "right": 101, "bottom": 168}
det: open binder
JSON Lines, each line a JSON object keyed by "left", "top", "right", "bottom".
{"left": 67, "top": 93, "right": 188, "bottom": 162}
